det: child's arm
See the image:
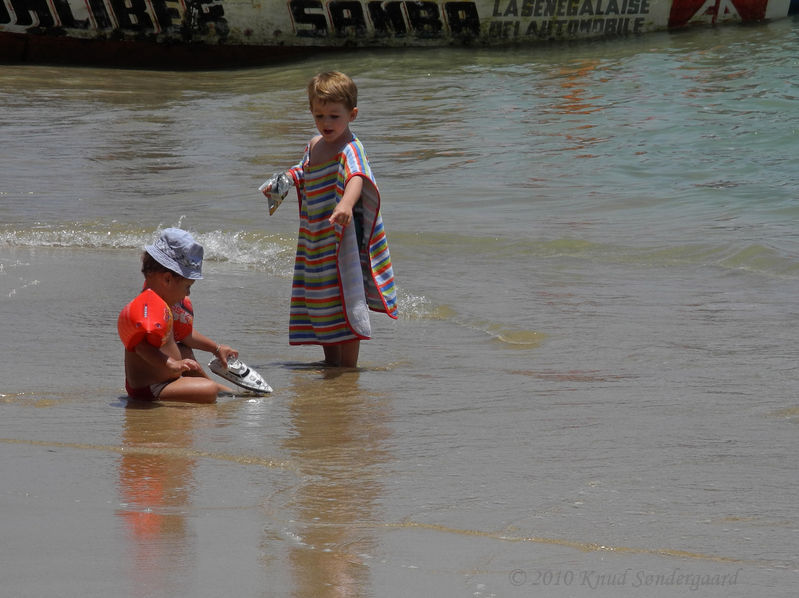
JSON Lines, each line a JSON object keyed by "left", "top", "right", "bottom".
{"left": 260, "top": 161, "right": 304, "bottom": 215}
{"left": 182, "top": 329, "right": 238, "bottom": 364}
{"left": 329, "top": 175, "right": 364, "bottom": 226}
{"left": 133, "top": 341, "right": 202, "bottom": 377}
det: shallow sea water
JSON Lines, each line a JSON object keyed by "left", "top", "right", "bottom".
{"left": 1, "top": 18, "right": 799, "bottom": 597}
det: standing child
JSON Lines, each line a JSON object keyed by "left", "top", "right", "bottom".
{"left": 117, "top": 228, "right": 238, "bottom": 403}
{"left": 260, "top": 71, "right": 398, "bottom": 367}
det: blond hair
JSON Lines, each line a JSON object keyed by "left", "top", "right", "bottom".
{"left": 307, "top": 71, "right": 358, "bottom": 111}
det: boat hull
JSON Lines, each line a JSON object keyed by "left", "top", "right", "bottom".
{"left": 0, "top": 0, "right": 795, "bottom": 67}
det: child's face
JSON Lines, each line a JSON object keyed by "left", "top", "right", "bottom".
{"left": 161, "top": 272, "right": 194, "bottom": 306}
{"left": 311, "top": 100, "right": 357, "bottom": 144}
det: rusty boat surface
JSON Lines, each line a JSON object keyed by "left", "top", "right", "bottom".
{"left": 0, "top": 0, "right": 796, "bottom": 67}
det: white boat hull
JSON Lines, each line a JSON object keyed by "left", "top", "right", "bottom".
{"left": 0, "top": 0, "right": 794, "bottom": 67}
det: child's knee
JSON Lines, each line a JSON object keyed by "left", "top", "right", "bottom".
{"left": 163, "top": 377, "right": 219, "bottom": 403}
{"left": 194, "top": 379, "right": 219, "bottom": 403}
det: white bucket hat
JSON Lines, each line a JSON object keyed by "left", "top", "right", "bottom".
{"left": 145, "top": 228, "right": 204, "bottom": 280}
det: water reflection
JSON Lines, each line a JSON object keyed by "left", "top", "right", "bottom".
{"left": 556, "top": 59, "right": 604, "bottom": 116}
{"left": 282, "top": 368, "right": 392, "bottom": 598}
{"left": 116, "top": 402, "right": 213, "bottom": 598}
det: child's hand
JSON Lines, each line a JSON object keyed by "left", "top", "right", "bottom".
{"left": 167, "top": 357, "right": 202, "bottom": 375}
{"left": 259, "top": 172, "right": 293, "bottom": 215}
{"left": 329, "top": 204, "right": 353, "bottom": 227}
{"left": 216, "top": 344, "right": 239, "bottom": 367}
{"left": 330, "top": 175, "right": 363, "bottom": 227}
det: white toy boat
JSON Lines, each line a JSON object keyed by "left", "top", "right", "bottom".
{"left": 209, "top": 357, "right": 273, "bottom": 395}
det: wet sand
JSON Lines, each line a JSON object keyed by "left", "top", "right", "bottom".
{"left": 0, "top": 246, "right": 792, "bottom": 596}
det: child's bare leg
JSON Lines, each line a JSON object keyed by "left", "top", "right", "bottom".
{"left": 322, "top": 341, "right": 359, "bottom": 367}
{"left": 183, "top": 366, "right": 233, "bottom": 394}
{"left": 159, "top": 376, "right": 219, "bottom": 404}
{"left": 178, "top": 343, "right": 232, "bottom": 393}
{"left": 323, "top": 344, "right": 341, "bottom": 366}
{"left": 339, "top": 340, "right": 359, "bottom": 368}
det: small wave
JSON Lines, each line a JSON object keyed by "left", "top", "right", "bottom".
{"left": 507, "top": 369, "right": 632, "bottom": 382}
{"left": 191, "top": 230, "right": 294, "bottom": 272}
{"left": 397, "top": 292, "right": 456, "bottom": 320}
{"left": 395, "top": 293, "right": 545, "bottom": 348}
{"left": 0, "top": 225, "right": 146, "bottom": 250}
{"left": 0, "top": 223, "right": 296, "bottom": 273}
{"left": 0, "top": 436, "right": 295, "bottom": 470}
{"left": 469, "top": 321, "right": 547, "bottom": 348}
{"left": 381, "top": 520, "right": 755, "bottom": 564}
{"left": 717, "top": 244, "right": 799, "bottom": 277}
{"left": 770, "top": 406, "right": 799, "bottom": 423}
{"left": 517, "top": 237, "right": 799, "bottom": 278}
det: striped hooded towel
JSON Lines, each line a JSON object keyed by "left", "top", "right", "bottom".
{"left": 285, "top": 135, "right": 398, "bottom": 345}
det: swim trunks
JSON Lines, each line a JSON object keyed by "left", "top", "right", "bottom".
{"left": 125, "top": 380, "right": 169, "bottom": 401}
